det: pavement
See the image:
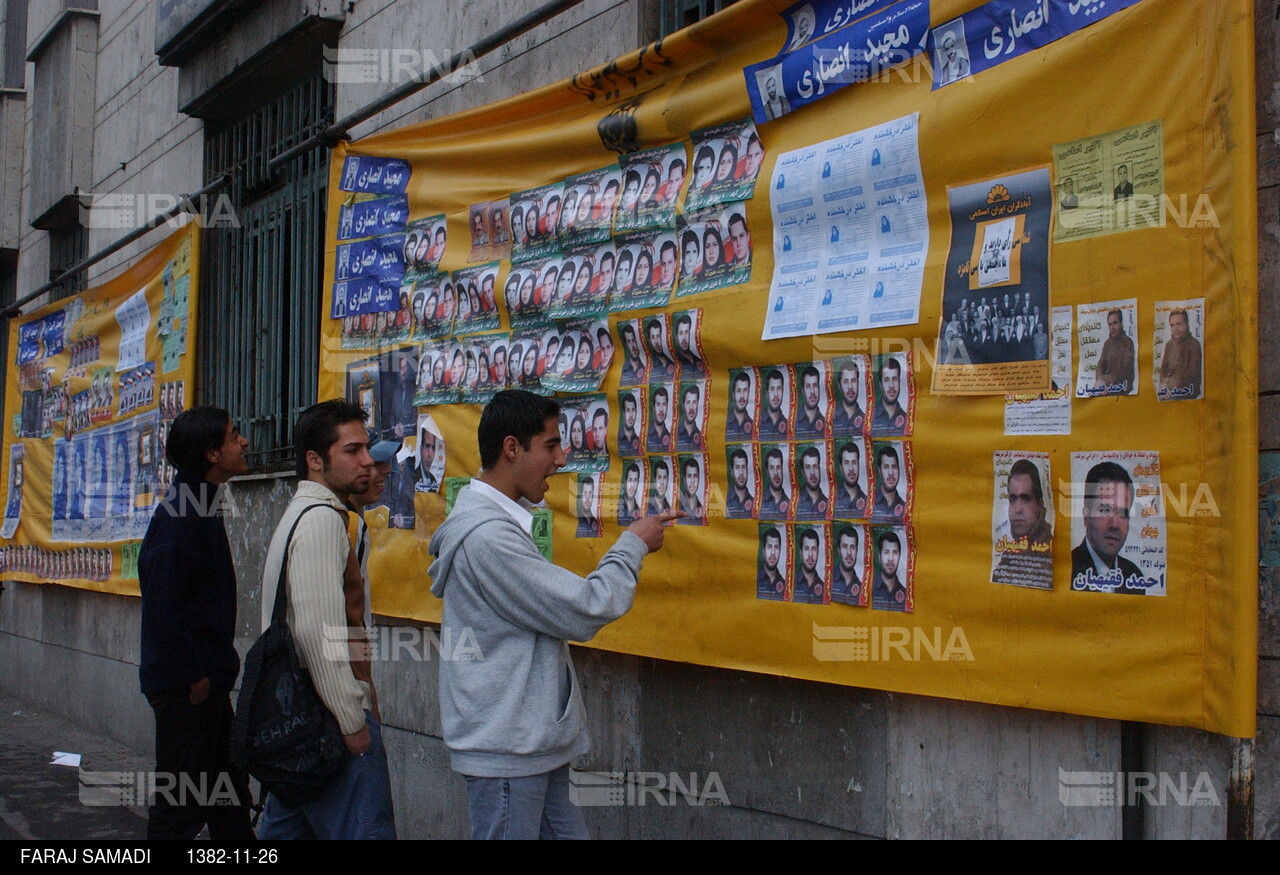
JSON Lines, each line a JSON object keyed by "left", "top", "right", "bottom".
{"left": 0, "top": 693, "right": 148, "bottom": 841}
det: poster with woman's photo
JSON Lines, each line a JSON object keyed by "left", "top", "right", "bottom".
{"left": 558, "top": 394, "right": 609, "bottom": 473}
{"left": 990, "top": 452, "right": 1054, "bottom": 590}
{"left": 676, "top": 204, "right": 752, "bottom": 297}
{"left": 547, "top": 249, "right": 608, "bottom": 321}
{"left": 560, "top": 165, "right": 620, "bottom": 247}
{"left": 458, "top": 332, "right": 508, "bottom": 405}
{"left": 684, "top": 118, "right": 765, "bottom": 212}
{"left": 1069, "top": 451, "right": 1166, "bottom": 596}
{"left": 510, "top": 328, "right": 552, "bottom": 395}
{"left": 510, "top": 182, "right": 565, "bottom": 263}
{"left": 1153, "top": 298, "right": 1204, "bottom": 401}
{"left": 402, "top": 215, "right": 448, "bottom": 274}
{"left": 608, "top": 230, "right": 678, "bottom": 313}
{"left": 539, "top": 318, "right": 613, "bottom": 394}
{"left": 616, "top": 144, "right": 686, "bottom": 234}
{"left": 451, "top": 263, "right": 502, "bottom": 336}
{"left": 505, "top": 259, "right": 553, "bottom": 329}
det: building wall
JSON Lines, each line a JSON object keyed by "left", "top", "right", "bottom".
{"left": 0, "top": 0, "right": 1273, "bottom": 839}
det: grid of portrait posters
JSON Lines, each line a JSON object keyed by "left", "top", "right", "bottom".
{"left": 738, "top": 351, "right": 917, "bottom": 611}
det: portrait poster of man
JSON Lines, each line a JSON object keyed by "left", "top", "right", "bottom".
{"left": 616, "top": 318, "right": 650, "bottom": 387}
{"left": 831, "top": 355, "right": 870, "bottom": 437}
{"left": 642, "top": 313, "right": 678, "bottom": 381}
{"left": 830, "top": 522, "right": 869, "bottom": 607}
{"left": 468, "top": 202, "right": 493, "bottom": 262}
{"left": 832, "top": 437, "right": 870, "bottom": 520}
{"left": 414, "top": 413, "right": 446, "bottom": 494}
{"left": 378, "top": 346, "right": 418, "bottom": 439}
{"left": 784, "top": 2, "right": 816, "bottom": 51}
{"left": 871, "top": 525, "right": 913, "bottom": 613}
{"left": 871, "top": 352, "right": 914, "bottom": 437}
{"left": 675, "top": 380, "right": 708, "bottom": 452}
{"left": 870, "top": 439, "right": 912, "bottom": 525}
{"left": 756, "top": 523, "right": 791, "bottom": 602}
{"left": 933, "top": 168, "right": 1053, "bottom": 394}
{"left": 676, "top": 453, "right": 709, "bottom": 526}
{"left": 1076, "top": 299, "right": 1139, "bottom": 397}
{"left": 616, "top": 459, "right": 647, "bottom": 527}
{"left": 794, "top": 360, "right": 832, "bottom": 439}
{"left": 647, "top": 455, "right": 675, "bottom": 516}
{"left": 1052, "top": 121, "right": 1165, "bottom": 243}
{"left": 684, "top": 118, "right": 763, "bottom": 212}
{"left": 509, "top": 181, "right": 562, "bottom": 263}
{"left": 990, "top": 451, "right": 1054, "bottom": 590}
{"left": 725, "top": 367, "right": 758, "bottom": 441}
{"left": 616, "top": 387, "right": 645, "bottom": 457}
{"left": 759, "top": 442, "right": 794, "bottom": 522}
{"left": 610, "top": 230, "right": 678, "bottom": 312}
{"left": 794, "top": 441, "right": 832, "bottom": 523}
{"left": 758, "top": 365, "right": 793, "bottom": 441}
{"left": 575, "top": 473, "right": 604, "bottom": 539}
{"left": 488, "top": 198, "right": 512, "bottom": 261}
{"left": 724, "top": 444, "right": 759, "bottom": 520}
{"left": 616, "top": 145, "right": 683, "bottom": 233}
{"left": 1069, "top": 451, "right": 1166, "bottom": 596}
{"left": 930, "top": 19, "right": 971, "bottom": 87}
{"left": 792, "top": 525, "right": 830, "bottom": 605}
{"left": 646, "top": 381, "right": 675, "bottom": 454}
{"left": 131, "top": 412, "right": 157, "bottom": 512}
{"left": 671, "top": 309, "right": 707, "bottom": 378}
{"left": 1153, "top": 298, "right": 1204, "bottom": 401}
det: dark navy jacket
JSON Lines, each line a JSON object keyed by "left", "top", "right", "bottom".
{"left": 138, "top": 469, "right": 240, "bottom": 695}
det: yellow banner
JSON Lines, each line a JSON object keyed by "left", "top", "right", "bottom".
{"left": 319, "top": 0, "right": 1257, "bottom": 736}
{"left": 2, "top": 223, "right": 199, "bottom": 596}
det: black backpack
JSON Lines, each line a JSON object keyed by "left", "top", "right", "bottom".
{"left": 231, "top": 504, "right": 349, "bottom": 809}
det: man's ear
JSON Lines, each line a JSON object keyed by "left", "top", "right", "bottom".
{"left": 204, "top": 446, "right": 220, "bottom": 467}
{"left": 501, "top": 435, "right": 522, "bottom": 462}
{"left": 305, "top": 449, "right": 325, "bottom": 473}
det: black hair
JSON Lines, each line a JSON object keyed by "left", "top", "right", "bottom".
{"left": 478, "top": 390, "right": 561, "bottom": 470}
{"left": 294, "top": 399, "right": 368, "bottom": 479}
{"left": 166, "top": 405, "right": 231, "bottom": 477}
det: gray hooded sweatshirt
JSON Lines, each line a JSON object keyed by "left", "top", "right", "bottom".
{"left": 428, "top": 485, "right": 648, "bottom": 777}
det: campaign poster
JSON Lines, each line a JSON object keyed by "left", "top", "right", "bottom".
{"left": 1069, "top": 451, "right": 1166, "bottom": 596}
{"left": 870, "top": 524, "right": 913, "bottom": 613}
{"left": 616, "top": 458, "right": 647, "bottom": 527}
{"left": 575, "top": 472, "right": 604, "bottom": 538}
{"left": 1153, "top": 298, "right": 1204, "bottom": 401}
{"left": 830, "top": 521, "right": 869, "bottom": 607}
{"left": 675, "top": 453, "right": 709, "bottom": 525}
{"left": 1004, "top": 305, "right": 1072, "bottom": 436}
{"left": 990, "top": 452, "right": 1054, "bottom": 590}
{"left": 933, "top": 167, "right": 1053, "bottom": 394}
{"left": 725, "top": 366, "right": 758, "bottom": 441}
{"left": 725, "top": 443, "right": 759, "bottom": 520}
{"left": 756, "top": 522, "right": 791, "bottom": 602}
{"left": 1076, "top": 299, "right": 1139, "bottom": 397}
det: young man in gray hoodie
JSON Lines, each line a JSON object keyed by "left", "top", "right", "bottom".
{"left": 429, "top": 390, "right": 680, "bottom": 839}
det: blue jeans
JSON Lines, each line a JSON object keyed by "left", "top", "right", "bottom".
{"left": 258, "top": 712, "right": 396, "bottom": 840}
{"left": 464, "top": 764, "right": 589, "bottom": 840}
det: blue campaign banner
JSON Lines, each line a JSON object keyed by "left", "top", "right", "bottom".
{"left": 337, "top": 195, "right": 409, "bottom": 241}
{"left": 335, "top": 234, "right": 407, "bottom": 282}
{"left": 16, "top": 320, "right": 41, "bottom": 365}
{"left": 337, "top": 156, "right": 411, "bottom": 195}
{"left": 744, "top": 0, "right": 929, "bottom": 126}
{"left": 930, "top": 0, "right": 1145, "bottom": 89}
{"left": 41, "top": 311, "right": 66, "bottom": 358}
{"left": 778, "top": 0, "right": 904, "bottom": 54}
{"left": 331, "top": 277, "right": 401, "bottom": 319}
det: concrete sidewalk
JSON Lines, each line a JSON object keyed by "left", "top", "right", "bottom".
{"left": 0, "top": 693, "right": 148, "bottom": 841}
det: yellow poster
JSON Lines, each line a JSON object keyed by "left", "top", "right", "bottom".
{"left": 1, "top": 223, "right": 199, "bottom": 596}
{"left": 318, "top": 0, "right": 1257, "bottom": 736}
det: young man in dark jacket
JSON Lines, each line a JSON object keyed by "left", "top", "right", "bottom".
{"left": 138, "top": 406, "right": 253, "bottom": 840}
